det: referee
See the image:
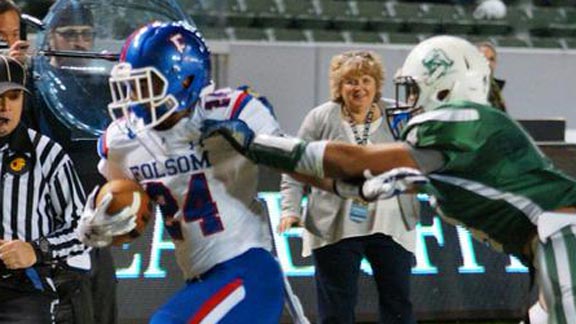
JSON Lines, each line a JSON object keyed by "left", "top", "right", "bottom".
{"left": 0, "top": 55, "right": 87, "bottom": 322}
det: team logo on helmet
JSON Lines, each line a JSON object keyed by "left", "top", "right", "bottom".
{"left": 422, "top": 48, "right": 454, "bottom": 85}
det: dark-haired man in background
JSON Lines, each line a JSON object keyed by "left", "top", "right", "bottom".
{"left": 47, "top": 1, "right": 94, "bottom": 68}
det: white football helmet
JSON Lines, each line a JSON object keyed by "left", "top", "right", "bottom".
{"left": 387, "top": 35, "right": 491, "bottom": 139}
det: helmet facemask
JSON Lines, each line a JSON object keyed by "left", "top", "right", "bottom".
{"left": 107, "top": 22, "right": 212, "bottom": 134}
{"left": 387, "top": 76, "right": 423, "bottom": 139}
{"left": 108, "top": 62, "right": 179, "bottom": 132}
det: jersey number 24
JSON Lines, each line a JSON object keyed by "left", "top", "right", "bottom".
{"left": 145, "top": 173, "right": 224, "bottom": 240}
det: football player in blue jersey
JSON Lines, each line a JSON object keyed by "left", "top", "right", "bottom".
{"left": 202, "top": 35, "right": 576, "bottom": 323}
{"left": 76, "top": 21, "right": 285, "bottom": 323}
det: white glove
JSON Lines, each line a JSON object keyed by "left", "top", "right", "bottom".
{"left": 77, "top": 186, "right": 139, "bottom": 247}
{"left": 473, "top": 0, "right": 507, "bottom": 20}
{"left": 361, "top": 167, "right": 429, "bottom": 201}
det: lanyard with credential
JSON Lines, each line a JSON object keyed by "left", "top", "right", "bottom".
{"left": 343, "top": 104, "right": 374, "bottom": 223}
{"left": 343, "top": 105, "right": 374, "bottom": 146}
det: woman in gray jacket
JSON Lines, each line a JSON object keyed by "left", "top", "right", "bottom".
{"left": 279, "top": 50, "right": 418, "bottom": 324}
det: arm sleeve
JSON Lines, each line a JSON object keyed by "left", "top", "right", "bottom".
{"left": 410, "top": 121, "right": 484, "bottom": 152}
{"left": 237, "top": 95, "right": 282, "bottom": 136}
{"left": 96, "top": 132, "right": 132, "bottom": 180}
{"left": 404, "top": 108, "right": 488, "bottom": 172}
{"left": 280, "top": 174, "right": 306, "bottom": 218}
{"left": 406, "top": 145, "right": 446, "bottom": 174}
{"left": 97, "top": 158, "right": 130, "bottom": 181}
{"left": 42, "top": 155, "right": 88, "bottom": 260}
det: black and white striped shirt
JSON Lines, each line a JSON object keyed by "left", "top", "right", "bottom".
{"left": 0, "top": 124, "right": 86, "bottom": 261}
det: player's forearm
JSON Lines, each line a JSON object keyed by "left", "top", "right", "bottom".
{"left": 288, "top": 172, "right": 334, "bottom": 192}
{"left": 322, "top": 142, "right": 419, "bottom": 179}
{"left": 247, "top": 135, "right": 419, "bottom": 180}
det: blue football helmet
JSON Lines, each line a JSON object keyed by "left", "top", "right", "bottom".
{"left": 108, "top": 21, "right": 211, "bottom": 131}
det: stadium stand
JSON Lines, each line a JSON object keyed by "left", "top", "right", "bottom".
{"left": 232, "top": 26, "right": 270, "bottom": 41}
{"left": 310, "top": 29, "right": 347, "bottom": 42}
{"left": 349, "top": 30, "right": 385, "bottom": 43}
{"left": 282, "top": 0, "right": 324, "bottom": 29}
{"left": 317, "top": 0, "right": 364, "bottom": 31}
{"left": 244, "top": 0, "right": 287, "bottom": 28}
{"left": 187, "top": 0, "right": 576, "bottom": 48}
{"left": 272, "top": 27, "right": 308, "bottom": 41}
{"left": 386, "top": 32, "right": 423, "bottom": 44}
{"left": 202, "top": 26, "right": 230, "bottom": 40}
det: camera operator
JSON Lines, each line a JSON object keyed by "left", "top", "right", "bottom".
{"left": 0, "top": 0, "right": 29, "bottom": 63}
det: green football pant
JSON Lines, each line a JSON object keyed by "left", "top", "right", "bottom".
{"left": 536, "top": 225, "right": 576, "bottom": 324}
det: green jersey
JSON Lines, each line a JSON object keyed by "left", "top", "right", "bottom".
{"left": 401, "top": 101, "right": 576, "bottom": 258}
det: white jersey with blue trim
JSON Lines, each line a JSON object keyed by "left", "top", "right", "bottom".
{"left": 97, "top": 86, "right": 281, "bottom": 279}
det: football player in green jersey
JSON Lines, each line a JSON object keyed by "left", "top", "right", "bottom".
{"left": 201, "top": 36, "right": 576, "bottom": 323}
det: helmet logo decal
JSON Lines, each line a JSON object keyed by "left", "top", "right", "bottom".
{"left": 422, "top": 48, "right": 454, "bottom": 85}
{"left": 170, "top": 34, "right": 185, "bottom": 53}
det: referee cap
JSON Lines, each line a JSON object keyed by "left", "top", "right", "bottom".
{"left": 0, "top": 55, "right": 28, "bottom": 95}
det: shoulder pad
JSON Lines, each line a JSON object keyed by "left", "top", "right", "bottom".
{"left": 99, "top": 120, "right": 136, "bottom": 158}
{"left": 97, "top": 133, "right": 108, "bottom": 159}
{"left": 233, "top": 85, "right": 275, "bottom": 119}
{"left": 205, "top": 87, "right": 234, "bottom": 99}
{"left": 201, "top": 87, "right": 235, "bottom": 111}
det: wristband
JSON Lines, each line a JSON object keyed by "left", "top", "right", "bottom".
{"left": 248, "top": 135, "right": 308, "bottom": 172}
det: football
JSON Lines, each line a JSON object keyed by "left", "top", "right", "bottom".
{"left": 95, "top": 179, "right": 154, "bottom": 245}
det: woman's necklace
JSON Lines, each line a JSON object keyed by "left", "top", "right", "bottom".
{"left": 343, "top": 103, "right": 375, "bottom": 145}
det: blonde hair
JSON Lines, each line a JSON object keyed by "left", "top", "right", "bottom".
{"left": 329, "top": 50, "right": 385, "bottom": 104}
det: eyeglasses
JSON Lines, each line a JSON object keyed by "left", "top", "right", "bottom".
{"left": 55, "top": 28, "right": 95, "bottom": 42}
